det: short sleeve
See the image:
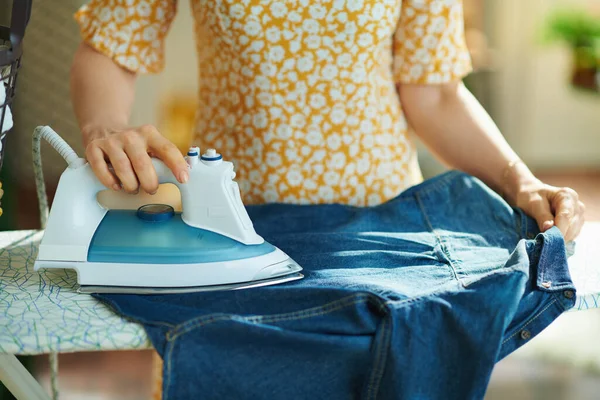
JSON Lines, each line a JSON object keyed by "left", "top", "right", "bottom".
{"left": 393, "top": 0, "right": 472, "bottom": 84}
{"left": 74, "top": 0, "right": 177, "bottom": 74}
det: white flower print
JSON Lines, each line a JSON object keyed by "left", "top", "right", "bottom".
{"left": 305, "top": 35, "right": 321, "bottom": 49}
{"left": 270, "top": 2, "right": 287, "bottom": 18}
{"left": 269, "top": 45, "right": 285, "bottom": 62}
{"left": 357, "top": 33, "right": 373, "bottom": 48}
{"left": 318, "top": 186, "right": 335, "bottom": 202}
{"left": 239, "top": 35, "right": 250, "bottom": 45}
{"left": 326, "top": 133, "right": 342, "bottom": 150}
{"left": 330, "top": 107, "right": 346, "bottom": 124}
{"left": 230, "top": 3, "right": 245, "bottom": 19}
{"left": 349, "top": 144, "right": 359, "bottom": 157}
{"left": 429, "top": 16, "right": 448, "bottom": 34}
{"left": 142, "top": 26, "right": 157, "bottom": 41}
{"left": 371, "top": 3, "right": 384, "bottom": 19}
{"left": 347, "top": 0, "right": 364, "bottom": 12}
{"left": 290, "top": 40, "right": 301, "bottom": 53}
{"left": 286, "top": 148, "right": 300, "bottom": 162}
{"left": 304, "top": 179, "right": 317, "bottom": 190}
{"left": 367, "top": 193, "right": 381, "bottom": 206}
{"left": 306, "top": 127, "right": 323, "bottom": 145}
{"left": 414, "top": 48, "right": 431, "bottom": 64}
{"left": 357, "top": 157, "right": 370, "bottom": 175}
{"left": 330, "top": 88, "right": 343, "bottom": 101}
{"left": 322, "top": 64, "right": 338, "bottom": 80}
{"left": 409, "top": 64, "right": 424, "bottom": 79}
{"left": 288, "top": 11, "right": 302, "bottom": 23}
{"left": 351, "top": 67, "right": 366, "bottom": 83}
{"left": 333, "top": 0, "right": 346, "bottom": 11}
{"left": 255, "top": 76, "right": 270, "bottom": 90}
{"left": 266, "top": 153, "right": 282, "bottom": 168}
{"left": 297, "top": 55, "right": 314, "bottom": 72}
{"left": 257, "top": 92, "right": 273, "bottom": 106}
{"left": 251, "top": 5, "right": 262, "bottom": 15}
{"left": 253, "top": 111, "right": 268, "bottom": 129}
{"left": 260, "top": 63, "right": 277, "bottom": 77}
{"left": 344, "top": 22, "right": 357, "bottom": 35}
{"left": 324, "top": 171, "right": 341, "bottom": 185}
{"left": 313, "top": 149, "right": 326, "bottom": 162}
{"left": 250, "top": 40, "right": 264, "bottom": 52}
{"left": 302, "top": 19, "right": 320, "bottom": 34}
{"left": 287, "top": 71, "right": 298, "bottom": 82}
{"left": 328, "top": 152, "right": 346, "bottom": 170}
{"left": 336, "top": 53, "right": 352, "bottom": 68}
{"left": 309, "top": 93, "right": 326, "bottom": 109}
{"left": 290, "top": 113, "right": 306, "bottom": 128}
{"left": 266, "top": 26, "right": 281, "bottom": 43}
{"left": 360, "top": 120, "right": 374, "bottom": 135}
{"left": 113, "top": 6, "right": 126, "bottom": 23}
{"left": 276, "top": 124, "right": 292, "bottom": 139}
{"left": 99, "top": 7, "right": 111, "bottom": 22}
{"left": 309, "top": 4, "right": 327, "bottom": 19}
{"left": 137, "top": 2, "right": 151, "bottom": 17}
{"left": 264, "top": 190, "right": 279, "bottom": 203}
{"left": 245, "top": 20, "right": 261, "bottom": 36}
{"left": 422, "top": 35, "right": 437, "bottom": 49}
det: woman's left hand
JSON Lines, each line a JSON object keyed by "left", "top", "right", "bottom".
{"left": 510, "top": 179, "right": 585, "bottom": 242}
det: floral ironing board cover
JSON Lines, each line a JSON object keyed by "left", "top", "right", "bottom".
{"left": 1, "top": 223, "right": 599, "bottom": 355}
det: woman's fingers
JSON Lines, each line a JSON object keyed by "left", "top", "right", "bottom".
{"left": 551, "top": 188, "right": 578, "bottom": 239}
{"left": 564, "top": 201, "right": 586, "bottom": 242}
{"left": 84, "top": 124, "right": 187, "bottom": 193}
{"left": 102, "top": 139, "right": 139, "bottom": 193}
{"left": 85, "top": 144, "right": 120, "bottom": 191}
{"left": 146, "top": 130, "right": 189, "bottom": 184}
{"left": 528, "top": 194, "right": 556, "bottom": 232}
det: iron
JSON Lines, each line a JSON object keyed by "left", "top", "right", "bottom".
{"left": 32, "top": 126, "right": 303, "bottom": 294}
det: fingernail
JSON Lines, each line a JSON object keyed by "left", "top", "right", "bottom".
{"left": 112, "top": 184, "right": 121, "bottom": 191}
{"left": 179, "top": 170, "right": 189, "bottom": 183}
{"left": 542, "top": 220, "right": 554, "bottom": 230}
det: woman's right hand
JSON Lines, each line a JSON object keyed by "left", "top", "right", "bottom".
{"left": 84, "top": 124, "right": 189, "bottom": 195}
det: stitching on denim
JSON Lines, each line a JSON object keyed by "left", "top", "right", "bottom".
{"left": 167, "top": 293, "right": 389, "bottom": 341}
{"left": 366, "top": 317, "right": 392, "bottom": 400}
{"left": 415, "top": 191, "right": 461, "bottom": 283}
{"left": 163, "top": 338, "right": 176, "bottom": 400}
{"left": 93, "top": 296, "right": 175, "bottom": 329}
{"left": 501, "top": 298, "right": 558, "bottom": 345}
{"left": 405, "top": 170, "right": 461, "bottom": 198}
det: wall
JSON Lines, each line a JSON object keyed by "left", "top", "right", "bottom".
{"left": 489, "top": 0, "right": 600, "bottom": 170}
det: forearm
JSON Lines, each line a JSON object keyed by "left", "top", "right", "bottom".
{"left": 70, "top": 42, "right": 136, "bottom": 146}
{"left": 398, "top": 82, "right": 538, "bottom": 202}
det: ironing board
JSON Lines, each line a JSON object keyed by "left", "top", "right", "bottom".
{"left": 1, "top": 223, "right": 600, "bottom": 399}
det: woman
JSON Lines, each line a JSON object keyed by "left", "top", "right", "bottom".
{"left": 70, "top": 0, "right": 584, "bottom": 396}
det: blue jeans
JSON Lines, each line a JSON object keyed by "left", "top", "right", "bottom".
{"left": 95, "top": 171, "right": 576, "bottom": 400}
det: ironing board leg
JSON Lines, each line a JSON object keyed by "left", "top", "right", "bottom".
{"left": 0, "top": 353, "right": 51, "bottom": 400}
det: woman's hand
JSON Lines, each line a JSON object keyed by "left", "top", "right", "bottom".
{"left": 504, "top": 162, "right": 585, "bottom": 242}
{"left": 84, "top": 124, "right": 189, "bottom": 195}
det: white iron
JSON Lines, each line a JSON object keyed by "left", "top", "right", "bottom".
{"left": 32, "top": 126, "right": 303, "bottom": 294}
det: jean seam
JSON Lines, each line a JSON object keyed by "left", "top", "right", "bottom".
{"left": 501, "top": 298, "right": 558, "bottom": 345}
{"left": 365, "top": 316, "right": 391, "bottom": 400}
{"left": 414, "top": 191, "right": 461, "bottom": 283}
{"left": 166, "top": 293, "right": 389, "bottom": 341}
{"left": 163, "top": 336, "right": 177, "bottom": 400}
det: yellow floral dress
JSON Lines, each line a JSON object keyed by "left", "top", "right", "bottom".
{"left": 74, "top": 0, "right": 472, "bottom": 397}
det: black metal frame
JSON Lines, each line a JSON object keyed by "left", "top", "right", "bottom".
{"left": 0, "top": 0, "right": 32, "bottom": 172}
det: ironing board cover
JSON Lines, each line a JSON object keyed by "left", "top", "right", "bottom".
{"left": 0, "top": 223, "right": 599, "bottom": 356}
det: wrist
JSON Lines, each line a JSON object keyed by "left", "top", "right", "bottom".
{"left": 81, "top": 121, "right": 127, "bottom": 147}
{"left": 501, "top": 159, "right": 539, "bottom": 205}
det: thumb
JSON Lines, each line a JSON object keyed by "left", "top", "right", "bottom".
{"left": 531, "top": 197, "right": 555, "bottom": 232}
